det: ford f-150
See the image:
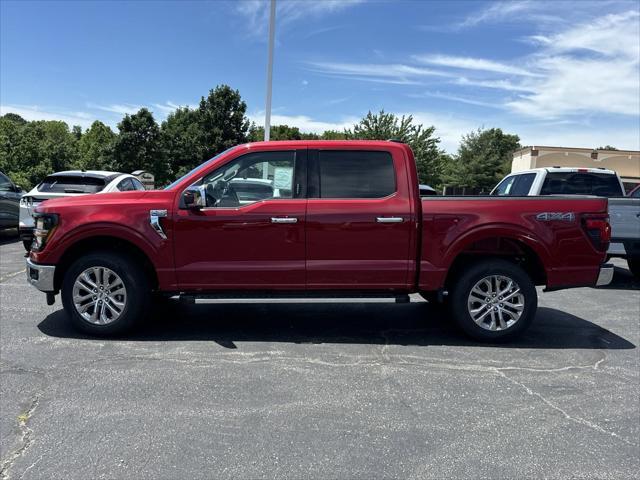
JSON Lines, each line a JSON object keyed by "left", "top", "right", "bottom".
{"left": 26, "top": 141, "right": 613, "bottom": 341}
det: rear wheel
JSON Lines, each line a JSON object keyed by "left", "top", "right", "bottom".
{"left": 627, "top": 257, "right": 640, "bottom": 280}
{"left": 449, "top": 259, "right": 537, "bottom": 342}
{"left": 61, "top": 251, "right": 150, "bottom": 336}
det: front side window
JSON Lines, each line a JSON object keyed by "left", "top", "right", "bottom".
{"left": 131, "top": 178, "right": 146, "bottom": 190}
{"left": 318, "top": 151, "right": 395, "bottom": 199}
{"left": 199, "top": 151, "right": 296, "bottom": 207}
{"left": 492, "top": 176, "right": 516, "bottom": 196}
{"left": 0, "top": 173, "right": 14, "bottom": 192}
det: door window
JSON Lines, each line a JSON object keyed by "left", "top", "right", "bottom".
{"left": 116, "top": 178, "right": 135, "bottom": 191}
{"left": 199, "top": 151, "right": 297, "bottom": 207}
{"left": 318, "top": 151, "right": 395, "bottom": 198}
{"left": 0, "top": 173, "right": 14, "bottom": 192}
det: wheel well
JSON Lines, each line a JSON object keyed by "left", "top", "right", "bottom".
{"left": 445, "top": 237, "right": 547, "bottom": 288}
{"left": 54, "top": 236, "right": 159, "bottom": 292}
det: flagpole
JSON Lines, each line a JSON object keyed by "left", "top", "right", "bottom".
{"left": 264, "top": 0, "right": 276, "bottom": 142}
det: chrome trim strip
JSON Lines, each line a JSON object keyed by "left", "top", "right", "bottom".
{"left": 596, "top": 263, "right": 614, "bottom": 287}
{"left": 25, "top": 258, "right": 56, "bottom": 292}
{"left": 376, "top": 217, "right": 404, "bottom": 223}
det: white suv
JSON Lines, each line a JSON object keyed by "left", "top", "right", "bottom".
{"left": 19, "top": 171, "right": 145, "bottom": 250}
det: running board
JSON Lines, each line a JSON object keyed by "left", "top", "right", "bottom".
{"left": 177, "top": 292, "right": 412, "bottom": 303}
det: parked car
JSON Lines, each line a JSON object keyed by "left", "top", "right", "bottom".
{"left": 491, "top": 167, "right": 639, "bottom": 278}
{"left": 26, "top": 141, "right": 612, "bottom": 341}
{"left": 20, "top": 171, "right": 145, "bottom": 251}
{"left": 0, "top": 171, "right": 22, "bottom": 230}
{"left": 628, "top": 184, "right": 640, "bottom": 198}
{"left": 419, "top": 184, "right": 437, "bottom": 196}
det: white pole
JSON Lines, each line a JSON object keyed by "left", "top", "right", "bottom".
{"left": 264, "top": 0, "right": 276, "bottom": 142}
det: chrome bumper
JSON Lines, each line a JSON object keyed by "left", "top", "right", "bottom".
{"left": 25, "top": 258, "right": 56, "bottom": 292}
{"left": 596, "top": 263, "right": 614, "bottom": 287}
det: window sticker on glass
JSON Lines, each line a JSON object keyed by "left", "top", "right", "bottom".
{"left": 273, "top": 167, "right": 293, "bottom": 190}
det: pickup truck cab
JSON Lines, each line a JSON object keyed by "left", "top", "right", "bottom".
{"left": 26, "top": 141, "right": 613, "bottom": 341}
{"left": 492, "top": 167, "right": 639, "bottom": 278}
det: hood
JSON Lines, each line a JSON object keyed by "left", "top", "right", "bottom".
{"left": 35, "top": 190, "right": 148, "bottom": 213}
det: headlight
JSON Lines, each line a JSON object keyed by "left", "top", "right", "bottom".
{"left": 32, "top": 213, "right": 58, "bottom": 252}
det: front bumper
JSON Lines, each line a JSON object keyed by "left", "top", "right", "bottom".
{"left": 25, "top": 258, "right": 56, "bottom": 292}
{"left": 595, "top": 263, "right": 614, "bottom": 287}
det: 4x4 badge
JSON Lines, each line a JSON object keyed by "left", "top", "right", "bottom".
{"left": 536, "top": 212, "right": 575, "bottom": 222}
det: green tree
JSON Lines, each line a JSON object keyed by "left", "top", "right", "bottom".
{"left": 445, "top": 128, "right": 521, "bottom": 190}
{"left": 160, "top": 106, "right": 204, "bottom": 179}
{"left": 197, "top": 85, "right": 249, "bottom": 159}
{"left": 0, "top": 117, "right": 79, "bottom": 189}
{"left": 598, "top": 145, "right": 618, "bottom": 150}
{"left": 346, "top": 110, "right": 445, "bottom": 187}
{"left": 76, "top": 121, "right": 116, "bottom": 171}
{"left": 248, "top": 124, "right": 310, "bottom": 141}
{"left": 112, "top": 108, "right": 168, "bottom": 184}
{"left": 319, "top": 130, "right": 347, "bottom": 140}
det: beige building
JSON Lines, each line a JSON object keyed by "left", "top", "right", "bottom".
{"left": 512, "top": 146, "right": 640, "bottom": 193}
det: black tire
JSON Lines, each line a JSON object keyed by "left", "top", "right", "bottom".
{"left": 449, "top": 259, "right": 537, "bottom": 342}
{"left": 61, "top": 251, "right": 151, "bottom": 336}
{"left": 23, "top": 239, "right": 32, "bottom": 252}
{"left": 627, "top": 257, "right": 640, "bottom": 280}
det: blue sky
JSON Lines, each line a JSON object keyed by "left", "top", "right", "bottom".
{"left": 1, "top": 0, "right": 639, "bottom": 152}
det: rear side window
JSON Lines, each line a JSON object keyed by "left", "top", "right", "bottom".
{"left": 38, "top": 175, "right": 106, "bottom": 194}
{"left": 540, "top": 172, "right": 623, "bottom": 197}
{"left": 318, "top": 151, "right": 396, "bottom": 198}
{"left": 492, "top": 173, "right": 536, "bottom": 196}
{"left": 117, "top": 178, "right": 135, "bottom": 191}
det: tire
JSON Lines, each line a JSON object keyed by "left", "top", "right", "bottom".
{"left": 61, "top": 251, "right": 151, "bottom": 336}
{"left": 23, "top": 239, "right": 32, "bottom": 252}
{"left": 449, "top": 259, "right": 537, "bottom": 342}
{"left": 627, "top": 257, "right": 640, "bottom": 280}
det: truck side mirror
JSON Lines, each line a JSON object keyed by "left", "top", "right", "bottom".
{"left": 183, "top": 185, "right": 206, "bottom": 209}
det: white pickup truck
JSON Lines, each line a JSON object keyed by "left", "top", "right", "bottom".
{"left": 491, "top": 167, "right": 640, "bottom": 278}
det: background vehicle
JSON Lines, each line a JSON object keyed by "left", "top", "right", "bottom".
{"left": 0, "top": 171, "right": 22, "bottom": 230}
{"left": 491, "top": 167, "right": 639, "bottom": 277}
{"left": 20, "top": 171, "right": 145, "bottom": 250}
{"left": 26, "top": 141, "right": 612, "bottom": 341}
{"left": 419, "top": 184, "right": 437, "bottom": 196}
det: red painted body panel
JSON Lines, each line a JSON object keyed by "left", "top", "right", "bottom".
{"left": 32, "top": 140, "right": 609, "bottom": 295}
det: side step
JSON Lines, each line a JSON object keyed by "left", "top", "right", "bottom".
{"left": 177, "top": 292, "right": 413, "bottom": 304}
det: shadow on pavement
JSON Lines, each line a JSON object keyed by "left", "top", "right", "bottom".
{"left": 38, "top": 302, "right": 635, "bottom": 350}
{"left": 0, "top": 228, "right": 19, "bottom": 246}
{"left": 596, "top": 266, "right": 640, "bottom": 291}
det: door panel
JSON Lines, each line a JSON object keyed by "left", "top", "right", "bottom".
{"left": 173, "top": 149, "right": 307, "bottom": 290}
{"left": 306, "top": 149, "right": 414, "bottom": 289}
{"left": 174, "top": 200, "right": 306, "bottom": 289}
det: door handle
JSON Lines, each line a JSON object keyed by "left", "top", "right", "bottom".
{"left": 376, "top": 217, "right": 404, "bottom": 223}
{"left": 271, "top": 217, "right": 298, "bottom": 224}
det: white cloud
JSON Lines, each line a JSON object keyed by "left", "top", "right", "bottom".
{"left": 455, "top": 0, "right": 535, "bottom": 29}
{"left": 235, "top": 0, "right": 364, "bottom": 36}
{"left": 306, "top": 61, "right": 451, "bottom": 85}
{"left": 86, "top": 102, "right": 143, "bottom": 115}
{"left": 455, "top": 77, "right": 534, "bottom": 92}
{"left": 0, "top": 104, "right": 95, "bottom": 129}
{"left": 248, "top": 111, "right": 358, "bottom": 134}
{"left": 414, "top": 54, "right": 540, "bottom": 77}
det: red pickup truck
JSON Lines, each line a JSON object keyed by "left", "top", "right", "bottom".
{"left": 26, "top": 141, "right": 613, "bottom": 341}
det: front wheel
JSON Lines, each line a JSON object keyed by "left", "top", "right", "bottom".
{"left": 61, "top": 251, "right": 151, "bottom": 336}
{"left": 449, "top": 259, "right": 537, "bottom": 342}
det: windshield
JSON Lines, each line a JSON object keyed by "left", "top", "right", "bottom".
{"left": 38, "top": 175, "right": 107, "bottom": 194}
{"left": 164, "top": 146, "right": 239, "bottom": 190}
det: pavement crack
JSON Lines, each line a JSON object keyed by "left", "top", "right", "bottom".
{"left": 0, "top": 394, "right": 40, "bottom": 480}
{"left": 495, "top": 369, "right": 637, "bottom": 448}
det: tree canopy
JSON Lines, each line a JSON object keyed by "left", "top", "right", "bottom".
{"left": 444, "top": 128, "right": 521, "bottom": 191}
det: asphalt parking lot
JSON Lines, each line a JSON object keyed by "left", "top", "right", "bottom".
{"left": 1, "top": 228, "right": 638, "bottom": 479}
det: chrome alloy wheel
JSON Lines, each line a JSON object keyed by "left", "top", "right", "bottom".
{"left": 72, "top": 267, "right": 127, "bottom": 325}
{"left": 467, "top": 275, "right": 525, "bottom": 331}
